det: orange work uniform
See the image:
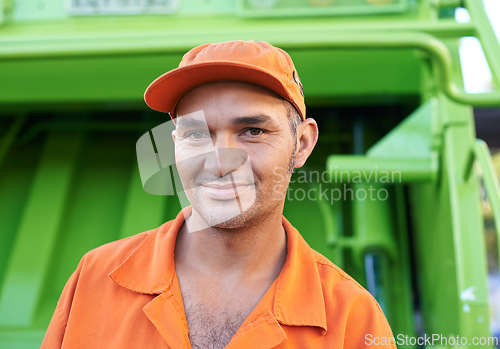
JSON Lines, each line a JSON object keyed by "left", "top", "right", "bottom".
{"left": 42, "top": 207, "right": 396, "bottom": 348}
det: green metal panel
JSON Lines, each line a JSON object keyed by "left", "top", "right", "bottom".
{"left": 0, "top": 49, "right": 419, "bottom": 106}
{"left": 408, "top": 94, "right": 491, "bottom": 340}
{"left": 0, "top": 130, "right": 83, "bottom": 327}
{"left": 238, "top": 0, "right": 410, "bottom": 18}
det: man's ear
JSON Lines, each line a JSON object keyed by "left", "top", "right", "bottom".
{"left": 172, "top": 129, "right": 177, "bottom": 142}
{"left": 294, "top": 118, "right": 319, "bottom": 169}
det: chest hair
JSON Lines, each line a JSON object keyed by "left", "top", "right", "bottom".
{"left": 184, "top": 298, "right": 250, "bottom": 349}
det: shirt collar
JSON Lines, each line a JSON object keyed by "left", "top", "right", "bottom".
{"left": 274, "top": 216, "right": 328, "bottom": 333}
{"left": 109, "top": 207, "right": 327, "bottom": 333}
{"left": 109, "top": 207, "right": 188, "bottom": 294}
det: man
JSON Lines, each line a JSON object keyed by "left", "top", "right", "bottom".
{"left": 42, "top": 40, "right": 395, "bottom": 348}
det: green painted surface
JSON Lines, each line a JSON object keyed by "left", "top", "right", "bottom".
{"left": 0, "top": 130, "right": 83, "bottom": 327}
{"left": 0, "top": 48, "right": 419, "bottom": 106}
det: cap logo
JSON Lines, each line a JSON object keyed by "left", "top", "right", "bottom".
{"left": 293, "top": 71, "right": 304, "bottom": 96}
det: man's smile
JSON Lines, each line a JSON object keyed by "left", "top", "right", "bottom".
{"left": 200, "top": 181, "right": 256, "bottom": 201}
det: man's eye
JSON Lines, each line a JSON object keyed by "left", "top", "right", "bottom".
{"left": 185, "top": 130, "right": 209, "bottom": 140}
{"left": 246, "top": 128, "right": 263, "bottom": 136}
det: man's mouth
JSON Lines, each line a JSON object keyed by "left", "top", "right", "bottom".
{"left": 200, "top": 182, "right": 255, "bottom": 200}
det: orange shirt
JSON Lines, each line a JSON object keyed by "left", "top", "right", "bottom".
{"left": 42, "top": 207, "right": 396, "bottom": 348}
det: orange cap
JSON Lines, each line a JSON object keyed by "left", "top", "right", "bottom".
{"left": 144, "top": 40, "right": 306, "bottom": 120}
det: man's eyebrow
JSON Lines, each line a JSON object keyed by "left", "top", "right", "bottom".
{"left": 175, "top": 118, "right": 207, "bottom": 129}
{"left": 231, "top": 115, "right": 273, "bottom": 126}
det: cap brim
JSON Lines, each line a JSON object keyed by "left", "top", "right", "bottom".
{"left": 144, "top": 62, "right": 295, "bottom": 117}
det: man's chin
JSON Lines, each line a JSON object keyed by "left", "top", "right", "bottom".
{"left": 184, "top": 188, "right": 255, "bottom": 228}
{"left": 188, "top": 198, "right": 255, "bottom": 230}
{"left": 198, "top": 206, "right": 249, "bottom": 229}
{"left": 210, "top": 216, "right": 248, "bottom": 230}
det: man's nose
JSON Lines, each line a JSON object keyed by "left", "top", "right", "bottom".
{"left": 204, "top": 147, "right": 248, "bottom": 177}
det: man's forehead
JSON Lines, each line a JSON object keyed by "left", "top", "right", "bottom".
{"left": 175, "top": 111, "right": 277, "bottom": 129}
{"left": 174, "top": 82, "right": 289, "bottom": 126}
{"left": 175, "top": 111, "right": 207, "bottom": 126}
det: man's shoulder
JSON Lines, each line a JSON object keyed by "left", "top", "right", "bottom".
{"left": 286, "top": 218, "right": 377, "bottom": 305}
{"left": 80, "top": 219, "right": 175, "bottom": 270}
{"left": 309, "top": 248, "right": 381, "bottom": 307}
{"left": 310, "top": 249, "right": 359, "bottom": 286}
{"left": 308, "top": 249, "right": 395, "bottom": 346}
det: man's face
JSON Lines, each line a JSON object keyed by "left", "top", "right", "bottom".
{"left": 173, "top": 82, "right": 296, "bottom": 229}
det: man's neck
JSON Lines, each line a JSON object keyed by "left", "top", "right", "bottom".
{"left": 174, "top": 205, "right": 287, "bottom": 285}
